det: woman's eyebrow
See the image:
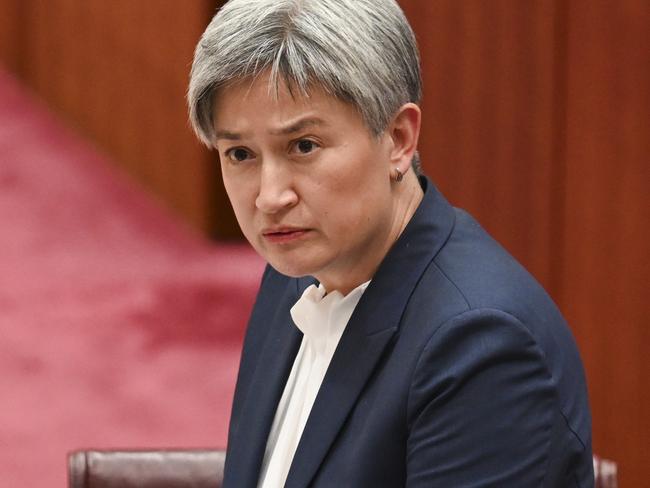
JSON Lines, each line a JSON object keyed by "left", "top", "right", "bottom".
{"left": 214, "top": 117, "right": 328, "bottom": 141}
{"left": 269, "top": 117, "right": 327, "bottom": 136}
{"left": 214, "top": 130, "right": 243, "bottom": 141}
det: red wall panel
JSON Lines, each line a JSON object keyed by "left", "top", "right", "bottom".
{"left": 561, "top": 1, "right": 650, "bottom": 483}
{"left": 400, "top": 0, "right": 564, "bottom": 291}
{"left": 400, "top": 1, "right": 648, "bottom": 484}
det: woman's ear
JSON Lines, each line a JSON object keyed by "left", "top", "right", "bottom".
{"left": 388, "top": 103, "right": 421, "bottom": 171}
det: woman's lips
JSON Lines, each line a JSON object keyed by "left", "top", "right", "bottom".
{"left": 262, "top": 228, "right": 310, "bottom": 243}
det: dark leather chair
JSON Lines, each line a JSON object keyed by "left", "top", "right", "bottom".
{"left": 69, "top": 448, "right": 616, "bottom": 487}
{"left": 67, "top": 449, "right": 225, "bottom": 488}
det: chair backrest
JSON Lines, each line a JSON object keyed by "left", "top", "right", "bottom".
{"left": 68, "top": 449, "right": 225, "bottom": 488}
{"left": 68, "top": 449, "right": 616, "bottom": 487}
{"left": 594, "top": 454, "right": 618, "bottom": 488}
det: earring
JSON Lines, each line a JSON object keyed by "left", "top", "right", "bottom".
{"left": 393, "top": 167, "right": 404, "bottom": 182}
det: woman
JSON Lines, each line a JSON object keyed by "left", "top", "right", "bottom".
{"left": 188, "top": 1, "right": 593, "bottom": 486}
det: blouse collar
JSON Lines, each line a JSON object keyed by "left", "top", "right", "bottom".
{"left": 290, "top": 280, "right": 371, "bottom": 351}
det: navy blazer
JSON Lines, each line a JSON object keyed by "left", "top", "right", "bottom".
{"left": 223, "top": 178, "right": 593, "bottom": 487}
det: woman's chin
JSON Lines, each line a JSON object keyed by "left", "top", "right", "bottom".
{"left": 267, "top": 260, "right": 314, "bottom": 278}
{"left": 263, "top": 253, "right": 323, "bottom": 279}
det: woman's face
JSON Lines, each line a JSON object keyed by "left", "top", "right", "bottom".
{"left": 213, "top": 74, "right": 398, "bottom": 292}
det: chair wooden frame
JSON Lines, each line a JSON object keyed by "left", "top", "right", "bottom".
{"left": 68, "top": 448, "right": 616, "bottom": 487}
{"left": 68, "top": 448, "right": 226, "bottom": 488}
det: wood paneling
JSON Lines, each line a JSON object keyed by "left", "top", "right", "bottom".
{"left": 0, "top": 0, "right": 23, "bottom": 71}
{"left": 400, "top": 0, "right": 564, "bottom": 291}
{"left": 401, "top": 1, "right": 648, "bottom": 485}
{"left": 0, "top": 0, "right": 240, "bottom": 238}
{"left": 561, "top": 1, "right": 650, "bottom": 484}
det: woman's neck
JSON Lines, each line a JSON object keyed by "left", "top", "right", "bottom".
{"left": 317, "top": 173, "right": 423, "bottom": 295}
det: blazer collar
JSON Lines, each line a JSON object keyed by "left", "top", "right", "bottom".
{"left": 224, "top": 279, "right": 305, "bottom": 488}
{"left": 285, "top": 177, "right": 456, "bottom": 487}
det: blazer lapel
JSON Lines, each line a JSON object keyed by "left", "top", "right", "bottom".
{"left": 225, "top": 277, "right": 314, "bottom": 487}
{"left": 285, "top": 178, "right": 456, "bottom": 487}
{"left": 284, "top": 315, "right": 397, "bottom": 488}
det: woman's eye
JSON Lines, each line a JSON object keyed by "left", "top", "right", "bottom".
{"left": 295, "top": 139, "right": 318, "bottom": 154}
{"left": 227, "top": 148, "right": 252, "bottom": 162}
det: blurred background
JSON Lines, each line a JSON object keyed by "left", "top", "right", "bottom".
{"left": 0, "top": 0, "right": 647, "bottom": 486}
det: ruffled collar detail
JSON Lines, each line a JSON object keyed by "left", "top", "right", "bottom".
{"left": 290, "top": 281, "right": 370, "bottom": 352}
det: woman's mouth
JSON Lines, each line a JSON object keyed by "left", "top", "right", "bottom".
{"left": 262, "top": 228, "right": 310, "bottom": 244}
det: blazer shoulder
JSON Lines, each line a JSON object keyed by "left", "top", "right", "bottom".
{"left": 429, "top": 208, "right": 568, "bottom": 340}
{"left": 410, "top": 208, "right": 592, "bottom": 456}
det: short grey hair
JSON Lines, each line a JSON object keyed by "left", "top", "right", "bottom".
{"left": 188, "top": 0, "right": 422, "bottom": 170}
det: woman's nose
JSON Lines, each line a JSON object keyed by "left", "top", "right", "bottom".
{"left": 255, "top": 161, "right": 298, "bottom": 214}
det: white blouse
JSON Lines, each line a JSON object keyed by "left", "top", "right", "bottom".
{"left": 257, "top": 280, "right": 371, "bottom": 488}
